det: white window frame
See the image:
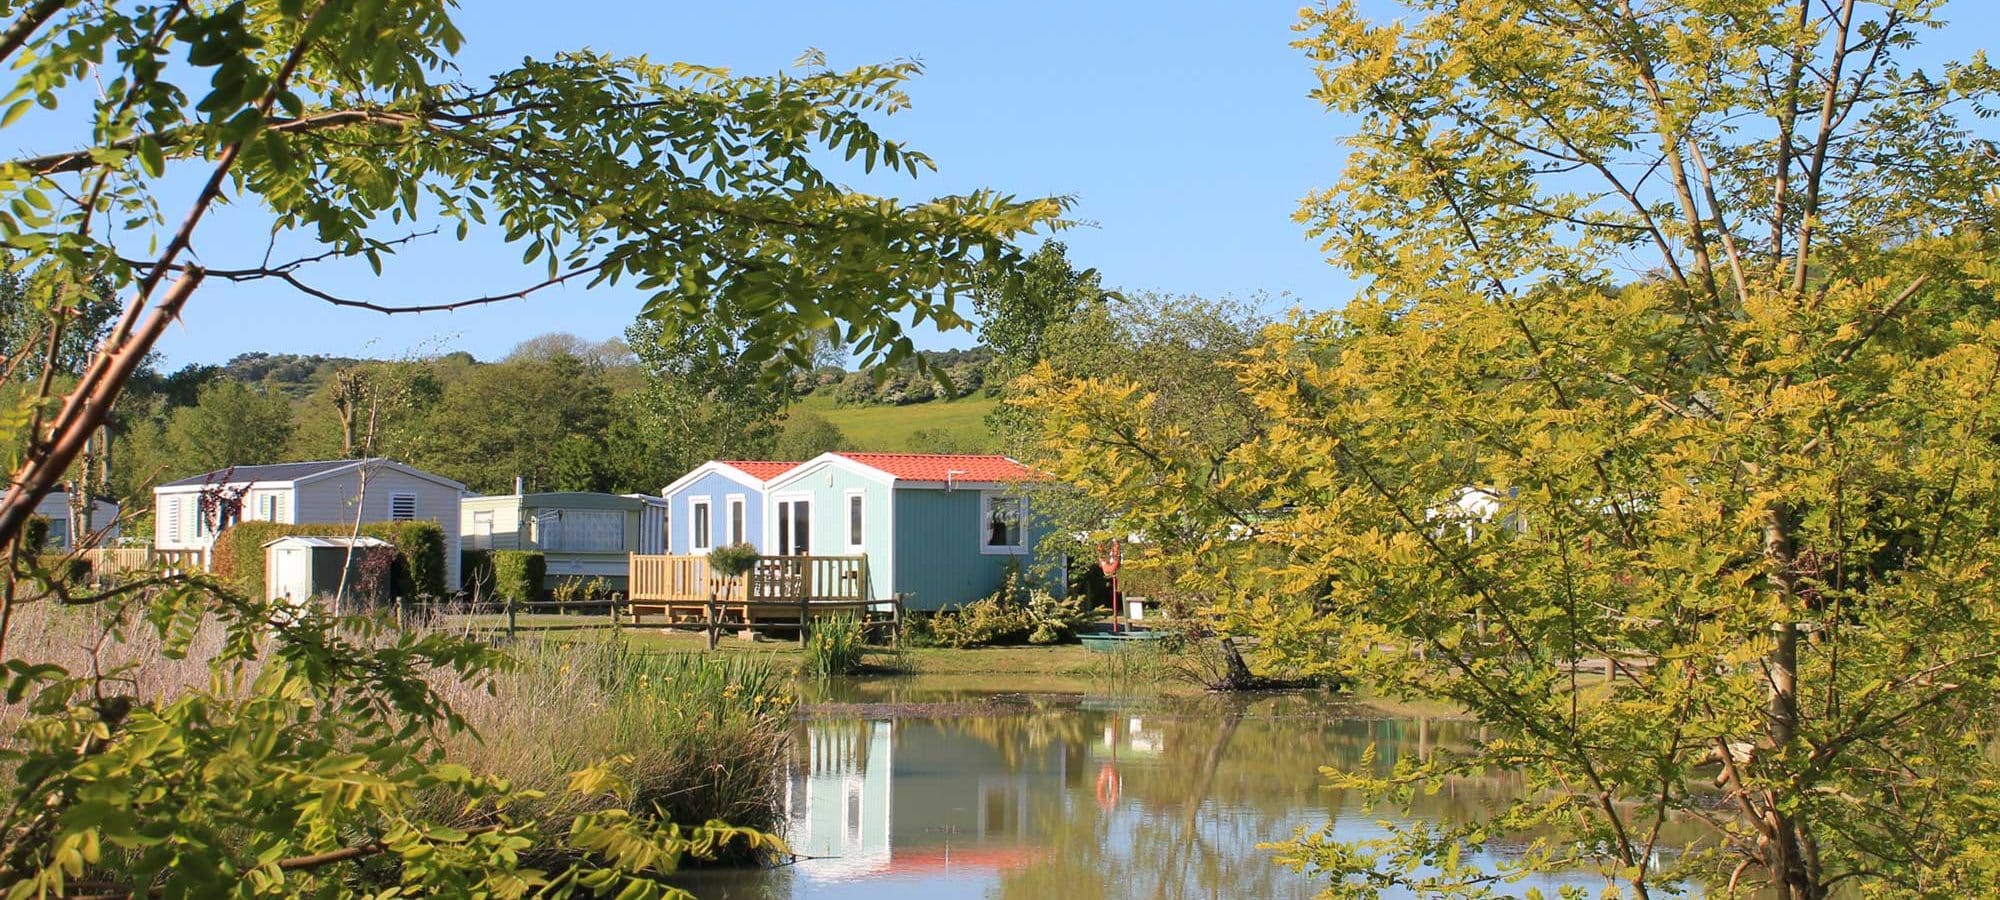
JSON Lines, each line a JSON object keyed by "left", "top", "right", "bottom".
{"left": 770, "top": 491, "right": 812, "bottom": 557}
{"left": 979, "top": 492, "right": 1027, "bottom": 555}
{"left": 727, "top": 494, "right": 747, "bottom": 547}
{"left": 470, "top": 509, "right": 495, "bottom": 550}
{"left": 688, "top": 495, "right": 713, "bottom": 553}
{"left": 256, "top": 490, "right": 286, "bottom": 523}
{"left": 844, "top": 489, "right": 866, "bottom": 552}
{"left": 389, "top": 492, "right": 418, "bottom": 522}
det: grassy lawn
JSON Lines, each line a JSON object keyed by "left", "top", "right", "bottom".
{"left": 791, "top": 393, "right": 1000, "bottom": 452}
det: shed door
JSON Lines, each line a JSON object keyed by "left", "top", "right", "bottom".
{"left": 270, "top": 548, "right": 310, "bottom": 604}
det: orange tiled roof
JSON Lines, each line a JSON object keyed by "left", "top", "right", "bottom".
{"left": 719, "top": 460, "right": 800, "bottom": 481}
{"left": 834, "top": 453, "right": 1041, "bottom": 483}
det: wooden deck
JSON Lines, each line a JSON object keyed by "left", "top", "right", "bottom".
{"left": 627, "top": 553, "right": 888, "bottom": 631}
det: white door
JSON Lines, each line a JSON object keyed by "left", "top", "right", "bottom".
{"left": 775, "top": 499, "right": 811, "bottom": 556}
{"left": 269, "top": 548, "right": 310, "bottom": 604}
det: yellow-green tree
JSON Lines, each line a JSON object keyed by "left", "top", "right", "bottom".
{"left": 1023, "top": 1, "right": 2000, "bottom": 897}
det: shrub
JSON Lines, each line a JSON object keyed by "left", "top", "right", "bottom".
{"left": 551, "top": 575, "right": 609, "bottom": 604}
{"left": 1026, "top": 589, "right": 1095, "bottom": 644}
{"left": 928, "top": 593, "right": 1032, "bottom": 648}
{"left": 213, "top": 520, "right": 450, "bottom": 600}
{"left": 21, "top": 515, "right": 49, "bottom": 554}
{"left": 491, "top": 551, "right": 546, "bottom": 604}
{"left": 928, "top": 570, "right": 1091, "bottom": 648}
{"left": 461, "top": 549, "right": 496, "bottom": 600}
{"left": 802, "top": 615, "right": 867, "bottom": 677}
{"left": 706, "top": 543, "right": 760, "bottom": 577}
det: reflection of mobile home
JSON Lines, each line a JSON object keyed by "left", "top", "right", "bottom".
{"left": 784, "top": 720, "right": 893, "bottom": 879}
{"left": 779, "top": 717, "right": 1070, "bottom": 880}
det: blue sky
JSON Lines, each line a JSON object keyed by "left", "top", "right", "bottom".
{"left": 149, "top": 1, "right": 1363, "bottom": 367}
{"left": 110, "top": 1, "right": 1991, "bottom": 367}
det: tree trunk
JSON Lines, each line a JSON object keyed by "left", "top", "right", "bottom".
{"left": 1763, "top": 505, "right": 1820, "bottom": 899}
{"left": 1218, "top": 635, "right": 1254, "bottom": 689}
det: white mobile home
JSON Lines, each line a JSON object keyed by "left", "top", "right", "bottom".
{"left": 153, "top": 459, "right": 466, "bottom": 588}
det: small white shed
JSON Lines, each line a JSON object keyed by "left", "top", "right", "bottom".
{"left": 264, "top": 535, "right": 395, "bottom": 609}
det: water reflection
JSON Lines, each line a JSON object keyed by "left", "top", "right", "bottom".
{"left": 674, "top": 691, "right": 1673, "bottom": 899}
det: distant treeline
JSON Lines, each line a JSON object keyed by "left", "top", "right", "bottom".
{"left": 792, "top": 346, "right": 997, "bottom": 406}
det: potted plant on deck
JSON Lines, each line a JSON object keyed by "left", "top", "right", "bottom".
{"left": 705, "top": 543, "right": 760, "bottom": 649}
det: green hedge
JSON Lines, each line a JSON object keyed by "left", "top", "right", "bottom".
{"left": 491, "top": 551, "right": 545, "bottom": 604}
{"left": 213, "top": 520, "right": 449, "bottom": 601}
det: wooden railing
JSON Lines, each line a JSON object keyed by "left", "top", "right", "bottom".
{"left": 628, "top": 553, "right": 869, "bottom": 607}
{"left": 36, "top": 547, "right": 208, "bottom": 576}
{"left": 150, "top": 548, "right": 210, "bottom": 572}
{"left": 626, "top": 553, "right": 879, "bottom": 646}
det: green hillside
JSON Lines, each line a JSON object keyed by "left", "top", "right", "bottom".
{"left": 794, "top": 393, "right": 1000, "bottom": 453}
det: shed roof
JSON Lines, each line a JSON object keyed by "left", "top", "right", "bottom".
{"left": 834, "top": 453, "right": 1042, "bottom": 483}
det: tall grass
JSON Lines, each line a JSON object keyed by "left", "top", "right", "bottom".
{"left": 801, "top": 614, "right": 866, "bottom": 677}
{"left": 433, "top": 637, "right": 793, "bottom": 833}
{"left": 3, "top": 602, "right": 795, "bottom": 839}
{"left": 1083, "top": 643, "right": 1176, "bottom": 695}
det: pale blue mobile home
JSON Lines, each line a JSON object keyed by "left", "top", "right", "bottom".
{"left": 661, "top": 460, "right": 800, "bottom": 555}
{"left": 760, "top": 453, "right": 1059, "bottom": 612}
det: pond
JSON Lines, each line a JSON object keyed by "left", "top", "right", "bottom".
{"left": 670, "top": 681, "right": 1676, "bottom": 899}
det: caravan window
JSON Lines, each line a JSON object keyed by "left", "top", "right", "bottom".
{"left": 545, "top": 510, "right": 622, "bottom": 552}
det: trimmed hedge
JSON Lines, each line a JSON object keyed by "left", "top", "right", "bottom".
{"left": 491, "top": 551, "right": 545, "bottom": 604}
{"left": 213, "top": 520, "right": 449, "bottom": 601}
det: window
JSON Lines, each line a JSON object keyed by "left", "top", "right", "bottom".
{"left": 470, "top": 510, "right": 494, "bottom": 550}
{"left": 845, "top": 491, "right": 865, "bottom": 551}
{"left": 161, "top": 497, "right": 181, "bottom": 544}
{"left": 690, "top": 497, "right": 712, "bottom": 552}
{"left": 389, "top": 493, "right": 418, "bottom": 521}
{"left": 981, "top": 494, "right": 1025, "bottom": 554}
{"left": 256, "top": 491, "right": 285, "bottom": 522}
{"left": 727, "top": 495, "right": 746, "bottom": 546}
{"left": 544, "top": 509, "right": 623, "bottom": 552}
